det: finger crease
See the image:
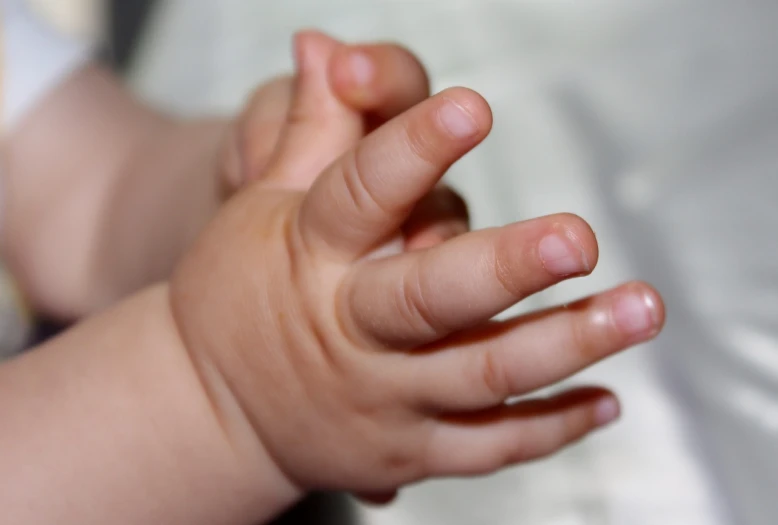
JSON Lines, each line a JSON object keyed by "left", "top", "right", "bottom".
{"left": 480, "top": 349, "right": 511, "bottom": 402}
{"left": 398, "top": 265, "right": 442, "bottom": 342}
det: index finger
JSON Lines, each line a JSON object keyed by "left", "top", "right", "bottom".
{"left": 298, "top": 87, "right": 492, "bottom": 259}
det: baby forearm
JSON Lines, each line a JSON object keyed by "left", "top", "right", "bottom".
{"left": 86, "top": 115, "right": 229, "bottom": 310}
{"left": 0, "top": 284, "right": 299, "bottom": 524}
{"left": 3, "top": 64, "right": 229, "bottom": 319}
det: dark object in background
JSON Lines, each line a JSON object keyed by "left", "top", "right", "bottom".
{"left": 271, "top": 493, "right": 357, "bottom": 525}
{"left": 103, "top": 0, "right": 157, "bottom": 72}
{"left": 28, "top": 318, "right": 66, "bottom": 347}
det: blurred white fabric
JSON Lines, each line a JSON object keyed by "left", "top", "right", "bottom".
{"left": 129, "top": 1, "right": 778, "bottom": 524}
{"left": 4, "top": 0, "right": 91, "bottom": 131}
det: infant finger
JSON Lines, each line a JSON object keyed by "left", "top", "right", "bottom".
{"left": 423, "top": 387, "right": 617, "bottom": 478}
{"left": 330, "top": 42, "right": 430, "bottom": 122}
{"left": 407, "top": 282, "right": 663, "bottom": 412}
{"left": 343, "top": 213, "right": 597, "bottom": 348}
{"left": 299, "top": 87, "right": 491, "bottom": 259}
{"left": 403, "top": 185, "right": 470, "bottom": 250}
{"left": 267, "top": 31, "right": 364, "bottom": 189}
{"left": 222, "top": 76, "right": 293, "bottom": 189}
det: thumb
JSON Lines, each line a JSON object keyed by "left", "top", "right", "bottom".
{"left": 265, "top": 31, "right": 365, "bottom": 190}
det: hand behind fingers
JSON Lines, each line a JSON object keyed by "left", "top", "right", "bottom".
{"left": 403, "top": 185, "right": 470, "bottom": 250}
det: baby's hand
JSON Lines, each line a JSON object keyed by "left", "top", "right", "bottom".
{"left": 220, "top": 31, "right": 431, "bottom": 193}
{"left": 171, "top": 75, "right": 664, "bottom": 502}
{"left": 222, "top": 31, "right": 470, "bottom": 279}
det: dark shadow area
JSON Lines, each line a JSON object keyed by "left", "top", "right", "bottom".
{"left": 271, "top": 493, "right": 359, "bottom": 525}
{"left": 103, "top": 0, "right": 158, "bottom": 72}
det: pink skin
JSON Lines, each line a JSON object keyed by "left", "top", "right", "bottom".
{"left": 225, "top": 30, "right": 467, "bottom": 505}
{"left": 171, "top": 31, "right": 665, "bottom": 505}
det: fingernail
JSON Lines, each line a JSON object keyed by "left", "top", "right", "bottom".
{"left": 538, "top": 233, "right": 588, "bottom": 276}
{"left": 612, "top": 291, "right": 659, "bottom": 339}
{"left": 595, "top": 397, "right": 620, "bottom": 427}
{"left": 438, "top": 99, "right": 479, "bottom": 139}
{"left": 347, "top": 50, "right": 374, "bottom": 87}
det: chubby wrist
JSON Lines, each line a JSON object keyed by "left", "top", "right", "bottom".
{"left": 0, "top": 282, "right": 302, "bottom": 524}
{"left": 162, "top": 282, "right": 304, "bottom": 522}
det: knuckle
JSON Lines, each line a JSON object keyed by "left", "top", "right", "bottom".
{"left": 492, "top": 240, "right": 526, "bottom": 301}
{"left": 342, "top": 148, "right": 394, "bottom": 222}
{"left": 556, "top": 411, "right": 580, "bottom": 446}
{"left": 503, "top": 426, "right": 564, "bottom": 465}
{"left": 285, "top": 197, "right": 317, "bottom": 263}
{"left": 499, "top": 436, "right": 534, "bottom": 468}
{"left": 402, "top": 116, "right": 444, "bottom": 169}
{"left": 477, "top": 349, "right": 513, "bottom": 402}
{"left": 560, "top": 407, "right": 594, "bottom": 446}
{"left": 393, "top": 266, "right": 442, "bottom": 343}
{"left": 537, "top": 409, "right": 592, "bottom": 458}
{"left": 478, "top": 429, "right": 533, "bottom": 473}
{"left": 379, "top": 443, "right": 418, "bottom": 478}
{"left": 285, "top": 104, "right": 311, "bottom": 128}
{"left": 416, "top": 422, "right": 456, "bottom": 480}
{"left": 569, "top": 306, "right": 606, "bottom": 362}
{"left": 371, "top": 421, "right": 426, "bottom": 483}
{"left": 337, "top": 283, "right": 369, "bottom": 349}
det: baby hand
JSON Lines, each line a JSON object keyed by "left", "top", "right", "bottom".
{"left": 171, "top": 82, "right": 664, "bottom": 502}
{"left": 224, "top": 30, "right": 471, "bottom": 262}
{"left": 220, "top": 31, "right": 431, "bottom": 193}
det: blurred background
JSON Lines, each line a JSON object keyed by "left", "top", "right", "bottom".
{"left": 42, "top": 0, "right": 778, "bottom": 524}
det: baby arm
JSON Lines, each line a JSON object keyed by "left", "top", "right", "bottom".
{"left": 0, "top": 284, "right": 298, "bottom": 524}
